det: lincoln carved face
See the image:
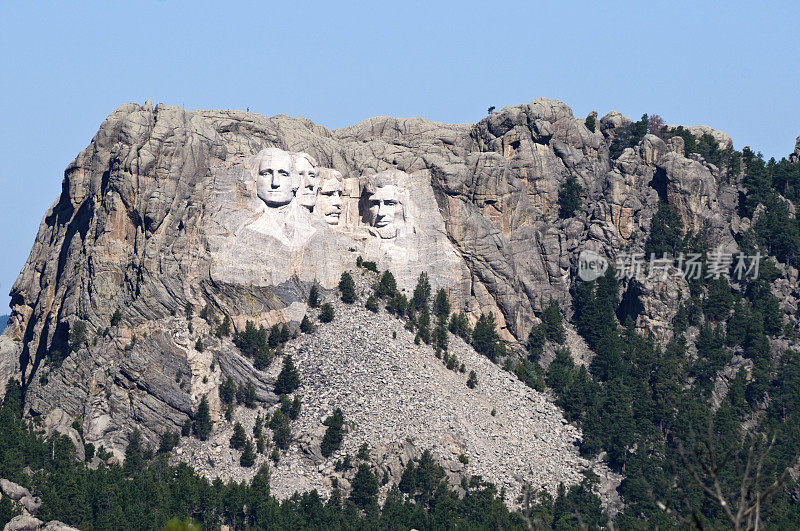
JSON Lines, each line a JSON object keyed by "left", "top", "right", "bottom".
{"left": 254, "top": 148, "right": 298, "bottom": 207}
{"left": 294, "top": 153, "right": 319, "bottom": 211}
{"left": 368, "top": 185, "right": 399, "bottom": 230}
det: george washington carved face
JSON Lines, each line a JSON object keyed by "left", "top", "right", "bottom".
{"left": 316, "top": 168, "right": 343, "bottom": 225}
{"left": 293, "top": 152, "right": 319, "bottom": 211}
{"left": 253, "top": 148, "right": 298, "bottom": 207}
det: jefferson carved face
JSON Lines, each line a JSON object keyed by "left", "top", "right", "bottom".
{"left": 254, "top": 148, "right": 298, "bottom": 207}
{"left": 294, "top": 153, "right": 319, "bottom": 211}
{"left": 367, "top": 184, "right": 401, "bottom": 238}
{"left": 316, "top": 169, "right": 343, "bottom": 225}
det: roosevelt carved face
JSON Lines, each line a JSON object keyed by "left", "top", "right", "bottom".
{"left": 316, "top": 169, "right": 343, "bottom": 225}
{"left": 294, "top": 153, "right": 319, "bottom": 211}
{"left": 254, "top": 148, "right": 298, "bottom": 207}
{"left": 367, "top": 184, "right": 401, "bottom": 238}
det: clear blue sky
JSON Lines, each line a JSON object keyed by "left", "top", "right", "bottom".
{"left": 1, "top": 1, "right": 799, "bottom": 311}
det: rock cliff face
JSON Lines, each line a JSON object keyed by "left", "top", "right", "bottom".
{"left": 0, "top": 97, "right": 759, "bottom": 503}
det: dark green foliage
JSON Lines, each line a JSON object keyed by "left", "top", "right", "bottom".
{"left": 233, "top": 320, "right": 269, "bottom": 360}
{"left": 184, "top": 302, "right": 194, "bottom": 319}
{"left": 527, "top": 323, "right": 545, "bottom": 361}
{"left": 194, "top": 338, "right": 204, "bottom": 352}
{"left": 584, "top": 113, "right": 596, "bottom": 133}
{"left": 546, "top": 348, "right": 574, "bottom": 395}
{"left": 349, "top": 464, "right": 379, "bottom": 511}
{"left": 434, "top": 322, "right": 448, "bottom": 351}
{"left": 466, "top": 370, "right": 478, "bottom": 389}
{"left": 215, "top": 314, "right": 231, "bottom": 337}
{"left": 644, "top": 201, "right": 684, "bottom": 257}
{"left": 410, "top": 272, "right": 431, "bottom": 311}
{"left": 541, "top": 299, "right": 566, "bottom": 344}
{"left": 514, "top": 359, "right": 545, "bottom": 391}
{"left": 230, "top": 422, "right": 246, "bottom": 450}
{"left": 356, "top": 256, "right": 378, "bottom": 272}
{"left": 110, "top": 309, "right": 122, "bottom": 327}
{"left": 274, "top": 355, "right": 300, "bottom": 395}
{"left": 338, "top": 272, "right": 357, "bottom": 303}
{"left": 365, "top": 295, "right": 379, "bottom": 313}
{"left": 241, "top": 382, "right": 256, "bottom": 408}
{"left": 300, "top": 314, "right": 315, "bottom": 333}
{"left": 319, "top": 303, "right": 335, "bottom": 323}
{"left": 69, "top": 320, "right": 87, "bottom": 352}
{"left": 557, "top": 175, "right": 584, "bottom": 218}
{"left": 448, "top": 311, "right": 471, "bottom": 339}
{"left": 386, "top": 293, "right": 408, "bottom": 316}
{"left": 269, "top": 409, "right": 292, "bottom": 450}
{"left": 268, "top": 324, "right": 281, "bottom": 348}
{"left": 239, "top": 439, "right": 256, "bottom": 467}
{"left": 416, "top": 306, "right": 431, "bottom": 343}
{"left": 158, "top": 431, "right": 179, "bottom": 454}
{"left": 399, "top": 450, "right": 445, "bottom": 504}
{"left": 375, "top": 271, "right": 398, "bottom": 299}
{"left": 433, "top": 288, "right": 450, "bottom": 319}
{"left": 308, "top": 283, "right": 320, "bottom": 308}
{"left": 472, "top": 312, "right": 499, "bottom": 360}
{"left": 193, "top": 396, "right": 212, "bottom": 441}
{"left": 357, "top": 443, "right": 370, "bottom": 461}
{"left": 705, "top": 277, "right": 734, "bottom": 321}
{"left": 609, "top": 114, "right": 648, "bottom": 159}
{"left": 320, "top": 408, "right": 345, "bottom": 457}
{"left": 219, "top": 376, "right": 236, "bottom": 404}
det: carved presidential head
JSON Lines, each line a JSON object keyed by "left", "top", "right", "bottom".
{"left": 316, "top": 168, "right": 343, "bottom": 225}
{"left": 251, "top": 148, "right": 298, "bottom": 207}
{"left": 293, "top": 152, "right": 319, "bottom": 211}
{"left": 361, "top": 170, "right": 407, "bottom": 239}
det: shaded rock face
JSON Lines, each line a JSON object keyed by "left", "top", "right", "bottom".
{"left": 0, "top": 97, "right": 749, "bottom": 470}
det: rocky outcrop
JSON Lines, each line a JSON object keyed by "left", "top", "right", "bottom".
{"left": 0, "top": 96, "right": 765, "bottom": 507}
{"left": 173, "top": 273, "right": 621, "bottom": 509}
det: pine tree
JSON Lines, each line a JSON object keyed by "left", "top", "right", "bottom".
{"left": 269, "top": 410, "right": 292, "bottom": 450}
{"left": 472, "top": 313, "right": 499, "bottom": 360}
{"left": 215, "top": 314, "right": 231, "bottom": 337}
{"left": 194, "top": 396, "right": 212, "bottom": 441}
{"left": 350, "top": 464, "right": 379, "bottom": 510}
{"left": 319, "top": 303, "right": 335, "bottom": 323}
{"left": 527, "top": 323, "right": 546, "bottom": 361}
{"left": 558, "top": 175, "right": 584, "bottom": 218}
{"left": 546, "top": 348, "right": 575, "bottom": 395}
{"left": 274, "top": 355, "right": 300, "bottom": 395}
{"left": 365, "top": 295, "right": 379, "bottom": 313}
{"left": 308, "top": 283, "right": 320, "bottom": 308}
{"left": 219, "top": 376, "right": 236, "bottom": 404}
{"left": 433, "top": 288, "right": 451, "bottom": 319}
{"left": 376, "top": 271, "right": 398, "bottom": 299}
{"left": 467, "top": 370, "right": 478, "bottom": 389}
{"left": 268, "top": 324, "right": 281, "bottom": 348}
{"left": 410, "top": 273, "right": 431, "bottom": 311}
{"left": 644, "top": 201, "right": 684, "bottom": 257}
{"left": 339, "top": 272, "right": 357, "bottom": 304}
{"left": 300, "top": 315, "right": 315, "bottom": 333}
{"left": 449, "top": 311, "right": 471, "bottom": 339}
{"left": 230, "top": 422, "right": 246, "bottom": 450}
{"left": 321, "top": 408, "right": 345, "bottom": 457}
{"left": 240, "top": 439, "right": 256, "bottom": 467}
{"left": 541, "top": 300, "right": 566, "bottom": 344}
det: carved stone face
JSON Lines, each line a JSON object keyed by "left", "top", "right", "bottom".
{"left": 316, "top": 169, "right": 343, "bottom": 225}
{"left": 254, "top": 148, "right": 298, "bottom": 207}
{"left": 294, "top": 153, "right": 319, "bottom": 211}
{"left": 367, "top": 184, "right": 401, "bottom": 238}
